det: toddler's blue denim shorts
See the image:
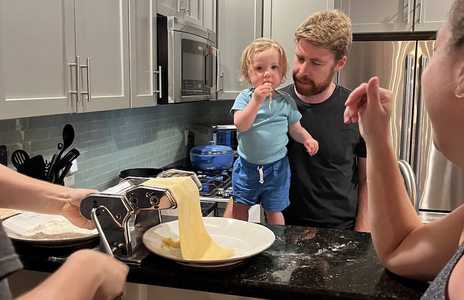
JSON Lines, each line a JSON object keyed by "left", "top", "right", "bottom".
{"left": 232, "top": 156, "right": 290, "bottom": 212}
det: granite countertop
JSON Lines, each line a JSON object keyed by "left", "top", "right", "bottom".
{"left": 15, "top": 224, "right": 428, "bottom": 299}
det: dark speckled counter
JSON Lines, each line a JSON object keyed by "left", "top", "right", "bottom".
{"left": 17, "top": 225, "right": 428, "bottom": 299}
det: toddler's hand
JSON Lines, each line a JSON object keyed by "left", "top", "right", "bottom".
{"left": 304, "top": 138, "right": 319, "bottom": 156}
{"left": 252, "top": 82, "right": 273, "bottom": 105}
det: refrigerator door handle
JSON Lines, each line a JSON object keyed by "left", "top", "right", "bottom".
{"left": 400, "top": 55, "right": 415, "bottom": 161}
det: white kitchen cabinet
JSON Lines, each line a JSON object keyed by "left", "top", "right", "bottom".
{"left": 202, "top": 0, "right": 216, "bottom": 32}
{"left": 217, "top": 0, "right": 263, "bottom": 100}
{"left": 157, "top": 0, "right": 181, "bottom": 16}
{"left": 335, "top": 0, "right": 414, "bottom": 33}
{"left": 75, "top": 0, "right": 130, "bottom": 113}
{"left": 158, "top": 0, "right": 203, "bottom": 24}
{"left": 0, "top": 0, "right": 130, "bottom": 120}
{"left": 414, "top": 0, "right": 454, "bottom": 32}
{"left": 130, "top": 0, "right": 158, "bottom": 107}
{"left": 335, "top": 0, "right": 453, "bottom": 33}
{"left": 0, "top": 0, "right": 75, "bottom": 120}
{"left": 263, "top": 0, "right": 334, "bottom": 85}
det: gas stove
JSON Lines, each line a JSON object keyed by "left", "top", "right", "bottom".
{"left": 196, "top": 169, "right": 233, "bottom": 202}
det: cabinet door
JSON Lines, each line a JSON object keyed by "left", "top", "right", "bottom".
{"left": 217, "top": 0, "right": 263, "bottom": 100}
{"left": 414, "top": 0, "right": 453, "bottom": 31}
{"left": 263, "top": 0, "right": 334, "bottom": 86}
{"left": 74, "top": 0, "right": 130, "bottom": 113}
{"left": 130, "top": 0, "right": 157, "bottom": 107}
{"left": 336, "top": 0, "right": 414, "bottom": 33}
{"left": 202, "top": 0, "right": 216, "bottom": 32}
{"left": 158, "top": 0, "right": 181, "bottom": 16}
{"left": 0, "top": 0, "right": 75, "bottom": 120}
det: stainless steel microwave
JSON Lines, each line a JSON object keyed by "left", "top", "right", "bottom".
{"left": 156, "top": 15, "right": 217, "bottom": 104}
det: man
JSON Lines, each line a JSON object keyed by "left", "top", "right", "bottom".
{"left": 281, "top": 10, "right": 368, "bottom": 231}
{"left": 224, "top": 10, "right": 368, "bottom": 232}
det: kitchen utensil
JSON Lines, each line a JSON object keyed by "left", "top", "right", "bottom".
{"left": 47, "top": 124, "right": 75, "bottom": 181}
{"left": 0, "top": 145, "right": 7, "bottom": 166}
{"left": 119, "top": 168, "right": 164, "bottom": 180}
{"left": 54, "top": 148, "right": 80, "bottom": 184}
{"left": 190, "top": 144, "right": 234, "bottom": 171}
{"left": 11, "top": 149, "right": 30, "bottom": 171}
{"left": 143, "top": 217, "right": 275, "bottom": 268}
{"left": 21, "top": 155, "right": 47, "bottom": 180}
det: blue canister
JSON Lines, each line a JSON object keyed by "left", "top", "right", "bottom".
{"left": 213, "top": 125, "right": 237, "bottom": 150}
{"left": 190, "top": 144, "right": 234, "bottom": 171}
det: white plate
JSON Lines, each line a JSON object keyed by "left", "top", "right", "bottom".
{"left": 143, "top": 217, "right": 275, "bottom": 268}
{"left": 3, "top": 212, "right": 98, "bottom": 243}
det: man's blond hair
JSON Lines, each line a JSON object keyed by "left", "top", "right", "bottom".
{"left": 240, "top": 38, "right": 288, "bottom": 83}
{"left": 295, "top": 10, "right": 352, "bottom": 59}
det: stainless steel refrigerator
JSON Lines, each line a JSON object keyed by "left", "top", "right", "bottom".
{"left": 337, "top": 37, "right": 437, "bottom": 211}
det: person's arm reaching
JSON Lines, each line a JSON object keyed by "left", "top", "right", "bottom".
{"left": 0, "top": 164, "right": 94, "bottom": 228}
{"left": 344, "top": 76, "right": 464, "bottom": 280}
{"left": 17, "top": 249, "right": 128, "bottom": 300}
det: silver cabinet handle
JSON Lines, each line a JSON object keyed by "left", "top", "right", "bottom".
{"left": 399, "top": 55, "right": 415, "bottom": 161}
{"left": 80, "top": 57, "right": 92, "bottom": 102}
{"left": 216, "top": 48, "right": 223, "bottom": 92}
{"left": 68, "top": 56, "right": 81, "bottom": 112}
{"left": 403, "top": 0, "right": 414, "bottom": 27}
{"left": 415, "top": 0, "right": 423, "bottom": 25}
{"left": 153, "top": 65, "right": 162, "bottom": 99}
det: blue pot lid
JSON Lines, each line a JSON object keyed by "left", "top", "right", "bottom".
{"left": 191, "top": 144, "right": 233, "bottom": 155}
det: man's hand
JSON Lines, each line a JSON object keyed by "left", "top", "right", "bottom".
{"left": 61, "top": 188, "right": 97, "bottom": 229}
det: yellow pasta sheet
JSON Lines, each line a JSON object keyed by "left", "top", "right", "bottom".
{"left": 143, "top": 177, "right": 233, "bottom": 260}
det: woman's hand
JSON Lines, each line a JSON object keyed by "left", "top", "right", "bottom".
{"left": 61, "top": 188, "right": 97, "bottom": 229}
{"left": 304, "top": 138, "right": 319, "bottom": 156}
{"left": 344, "top": 77, "right": 393, "bottom": 146}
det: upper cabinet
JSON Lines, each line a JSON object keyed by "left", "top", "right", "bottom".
{"left": 335, "top": 0, "right": 453, "bottom": 33}
{"left": 130, "top": 0, "right": 157, "bottom": 108}
{"left": 0, "top": 0, "right": 130, "bottom": 120}
{"left": 0, "top": 0, "right": 75, "bottom": 119}
{"left": 75, "top": 0, "right": 130, "bottom": 113}
{"left": 414, "top": 0, "right": 454, "bottom": 32}
{"left": 263, "top": 0, "right": 334, "bottom": 86}
{"left": 217, "top": 0, "right": 263, "bottom": 100}
{"left": 202, "top": 0, "right": 216, "bottom": 32}
{"left": 158, "top": 0, "right": 202, "bottom": 24}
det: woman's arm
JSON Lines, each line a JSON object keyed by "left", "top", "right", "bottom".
{"left": 17, "top": 250, "right": 128, "bottom": 300}
{"left": 345, "top": 77, "right": 464, "bottom": 280}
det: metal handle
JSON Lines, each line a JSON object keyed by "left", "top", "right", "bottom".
{"left": 216, "top": 48, "right": 223, "bottom": 92}
{"left": 415, "top": 0, "right": 422, "bottom": 25}
{"left": 403, "top": 0, "right": 414, "bottom": 27}
{"left": 400, "top": 55, "right": 415, "bottom": 161}
{"left": 80, "top": 57, "right": 92, "bottom": 102}
{"left": 153, "top": 65, "right": 162, "bottom": 99}
{"left": 68, "top": 56, "right": 81, "bottom": 112}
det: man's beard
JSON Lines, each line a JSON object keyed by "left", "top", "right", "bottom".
{"left": 293, "top": 68, "right": 335, "bottom": 96}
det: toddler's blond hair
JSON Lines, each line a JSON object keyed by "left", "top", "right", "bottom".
{"left": 240, "top": 38, "right": 287, "bottom": 83}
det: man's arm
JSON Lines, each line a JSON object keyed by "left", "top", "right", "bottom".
{"left": 354, "top": 158, "right": 369, "bottom": 232}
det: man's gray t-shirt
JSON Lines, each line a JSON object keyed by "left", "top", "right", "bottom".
{"left": 0, "top": 223, "right": 23, "bottom": 299}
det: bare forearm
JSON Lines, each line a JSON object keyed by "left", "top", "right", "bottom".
{"left": 0, "top": 165, "right": 69, "bottom": 214}
{"left": 17, "top": 254, "right": 101, "bottom": 300}
{"left": 354, "top": 179, "right": 369, "bottom": 232}
{"left": 234, "top": 101, "right": 260, "bottom": 132}
{"left": 288, "top": 122, "right": 312, "bottom": 144}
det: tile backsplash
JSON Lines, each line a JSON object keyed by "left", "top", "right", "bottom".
{"left": 0, "top": 101, "right": 232, "bottom": 190}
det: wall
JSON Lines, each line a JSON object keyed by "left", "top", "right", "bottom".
{"left": 0, "top": 101, "right": 233, "bottom": 190}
